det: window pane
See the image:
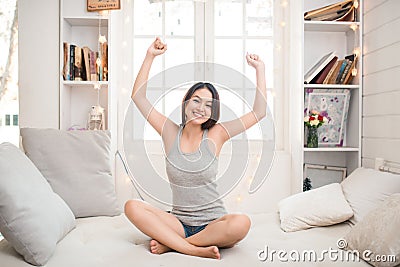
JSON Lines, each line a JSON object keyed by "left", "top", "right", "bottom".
{"left": 246, "top": 0, "right": 273, "bottom": 36}
{"left": 214, "top": 39, "right": 243, "bottom": 72}
{"left": 5, "top": 115, "right": 10, "bottom": 126}
{"left": 215, "top": 1, "right": 243, "bottom": 36}
{"left": 164, "top": 38, "right": 194, "bottom": 70}
{"left": 134, "top": 1, "right": 162, "bottom": 36}
{"left": 165, "top": 1, "right": 194, "bottom": 36}
{"left": 13, "top": 114, "right": 18, "bottom": 126}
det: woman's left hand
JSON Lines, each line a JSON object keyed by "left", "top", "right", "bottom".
{"left": 246, "top": 53, "right": 265, "bottom": 70}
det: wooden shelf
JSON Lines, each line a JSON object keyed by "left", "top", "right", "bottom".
{"left": 64, "top": 16, "right": 108, "bottom": 27}
{"left": 303, "top": 147, "right": 360, "bottom": 152}
{"left": 304, "top": 21, "right": 360, "bottom": 32}
{"left": 62, "top": 81, "right": 108, "bottom": 88}
{"left": 304, "top": 84, "right": 359, "bottom": 89}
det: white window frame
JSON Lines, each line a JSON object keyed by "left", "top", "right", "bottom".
{"left": 131, "top": 0, "right": 279, "bottom": 143}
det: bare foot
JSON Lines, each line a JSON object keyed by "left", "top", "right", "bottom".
{"left": 193, "top": 245, "right": 220, "bottom": 260}
{"left": 150, "top": 239, "right": 172, "bottom": 254}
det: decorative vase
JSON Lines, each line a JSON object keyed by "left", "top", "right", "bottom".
{"left": 307, "top": 126, "right": 319, "bottom": 148}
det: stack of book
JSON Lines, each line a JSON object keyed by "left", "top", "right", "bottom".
{"left": 62, "top": 42, "right": 108, "bottom": 82}
{"left": 304, "top": 51, "right": 357, "bottom": 85}
{"left": 304, "top": 0, "right": 355, "bottom": 22}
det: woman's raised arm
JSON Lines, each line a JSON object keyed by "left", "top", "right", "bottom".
{"left": 131, "top": 38, "right": 178, "bottom": 138}
{"left": 215, "top": 53, "right": 267, "bottom": 142}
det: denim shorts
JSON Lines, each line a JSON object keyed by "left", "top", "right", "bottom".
{"left": 181, "top": 222, "right": 207, "bottom": 238}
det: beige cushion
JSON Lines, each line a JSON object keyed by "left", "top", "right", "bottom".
{"left": 343, "top": 193, "right": 400, "bottom": 267}
{"left": 341, "top": 167, "right": 400, "bottom": 225}
{"left": 278, "top": 183, "right": 353, "bottom": 232}
{"left": 20, "top": 128, "right": 121, "bottom": 218}
{"left": 0, "top": 142, "right": 75, "bottom": 266}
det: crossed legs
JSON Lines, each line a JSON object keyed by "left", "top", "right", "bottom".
{"left": 124, "top": 199, "right": 251, "bottom": 259}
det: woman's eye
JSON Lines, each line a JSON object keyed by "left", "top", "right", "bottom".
{"left": 193, "top": 99, "right": 199, "bottom": 103}
{"left": 206, "top": 105, "right": 212, "bottom": 108}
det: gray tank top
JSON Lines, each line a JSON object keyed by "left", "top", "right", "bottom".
{"left": 165, "top": 126, "right": 227, "bottom": 226}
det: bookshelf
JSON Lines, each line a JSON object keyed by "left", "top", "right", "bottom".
{"left": 301, "top": 0, "right": 363, "bottom": 191}
{"left": 59, "top": 0, "right": 112, "bottom": 131}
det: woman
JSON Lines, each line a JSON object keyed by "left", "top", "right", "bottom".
{"left": 125, "top": 37, "right": 267, "bottom": 260}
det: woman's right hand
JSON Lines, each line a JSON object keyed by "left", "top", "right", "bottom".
{"left": 147, "top": 37, "right": 167, "bottom": 57}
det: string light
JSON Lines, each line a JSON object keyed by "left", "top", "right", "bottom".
{"left": 350, "top": 23, "right": 358, "bottom": 31}
{"left": 353, "top": 0, "right": 359, "bottom": 9}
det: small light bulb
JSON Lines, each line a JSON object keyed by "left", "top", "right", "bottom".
{"left": 353, "top": 47, "right": 361, "bottom": 57}
{"left": 96, "top": 58, "right": 102, "bottom": 66}
{"left": 350, "top": 23, "right": 358, "bottom": 31}
{"left": 281, "top": 1, "right": 288, "bottom": 8}
{"left": 99, "top": 35, "right": 107, "bottom": 44}
{"left": 351, "top": 68, "right": 358, "bottom": 76}
{"left": 94, "top": 83, "right": 101, "bottom": 90}
{"left": 237, "top": 195, "right": 242, "bottom": 202}
{"left": 280, "top": 21, "right": 286, "bottom": 27}
{"left": 354, "top": 0, "right": 359, "bottom": 9}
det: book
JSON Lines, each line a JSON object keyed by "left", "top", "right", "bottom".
{"left": 82, "top": 46, "right": 91, "bottom": 81}
{"left": 310, "top": 7, "right": 352, "bottom": 21}
{"left": 335, "top": 59, "right": 349, "bottom": 84}
{"left": 311, "top": 56, "right": 338, "bottom": 84}
{"left": 101, "top": 42, "right": 108, "bottom": 81}
{"left": 339, "top": 55, "right": 355, "bottom": 84}
{"left": 327, "top": 59, "right": 344, "bottom": 84}
{"left": 69, "top": 44, "right": 75, "bottom": 81}
{"left": 304, "top": 51, "right": 336, "bottom": 84}
{"left": 89, "top": 50, "right": 98, "bottom": 81}
{"left": 343, "top": 56, "right": 358, "bottom": 84}
{"left": 323, "top": 60, "right": 339, "bottom": 84}
{"left": 62, "top": 42, "right": 70, "bottom": 81}
{"left": 74, "top": 45, "right": 83, "bottom": 81}
{"left": 304, "top": 0, "right": 354, "bottom": 21}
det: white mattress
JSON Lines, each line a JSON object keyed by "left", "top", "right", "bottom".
{"left": 0, "top": 212, "right": 370, "bottom": 267}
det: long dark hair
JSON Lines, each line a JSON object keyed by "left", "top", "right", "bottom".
{"left": 181, "top": 82, "right": 220, "bottom": 129}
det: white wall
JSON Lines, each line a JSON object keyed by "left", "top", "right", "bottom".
{"left": 362, "top": 0, "right": 400, "bottom": 167}
{"left": 18, "top": 0, "right": 59, "bottom": 128}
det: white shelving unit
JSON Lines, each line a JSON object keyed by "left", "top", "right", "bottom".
{"left": 301, "top": 0, "right": 363, "bottom": 190}
{"left": 59, "top": 0, "right": 112, "bottom": 131}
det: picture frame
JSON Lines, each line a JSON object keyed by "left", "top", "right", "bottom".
{"left": 87, "top": 0, "right": 121, "bottom": 12}
{"left": 304, "top": 163, "right": 347, "bottom": 189}
{"left": 304, "top": 88, "right": 351, "bottom": 147}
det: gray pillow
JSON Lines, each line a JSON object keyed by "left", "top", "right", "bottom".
{"left": 20, "top": 128, "right": 121, "bottom": 218}
{"left": 341, "top": 167, "right": 400, "bottom": 225}
{"left": 0, "top": 142, "right": 75, "bottom": 266}
{"left": 343, "top": 193, "right": 400, "bottom": 267}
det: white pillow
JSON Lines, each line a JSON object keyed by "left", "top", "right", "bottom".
{"left": 0, "top": 142, "right": 75, "bottom": 266}
{"left": 20, "top": 128, "right": 121, "bottom": 218}
{"left": 343, "top": 193, "right": 400, "bottom": 267}
{"left": 278, "top": 183, "right": 353, "bottom": 232}
{"left": 341, "top": 167, "right": 400, "bottom": 225}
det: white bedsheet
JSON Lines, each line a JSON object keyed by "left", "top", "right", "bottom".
{"left": 0, "top": 213, "right": 370, "bottom": 267}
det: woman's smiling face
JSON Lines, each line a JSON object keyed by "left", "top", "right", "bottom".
{"left": 184, "top": 87, "right": 213, "bottom": 126}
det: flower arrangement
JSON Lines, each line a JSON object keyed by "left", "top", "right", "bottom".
{"left": 304, "top": 110, "right": 328, "bottom": 128}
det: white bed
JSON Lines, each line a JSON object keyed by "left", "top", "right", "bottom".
{"left": 1, "top": 130, "right": 399, "bottom": 267}
{"left": 0, "top": 212, "right": 369, "bottom": 267}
